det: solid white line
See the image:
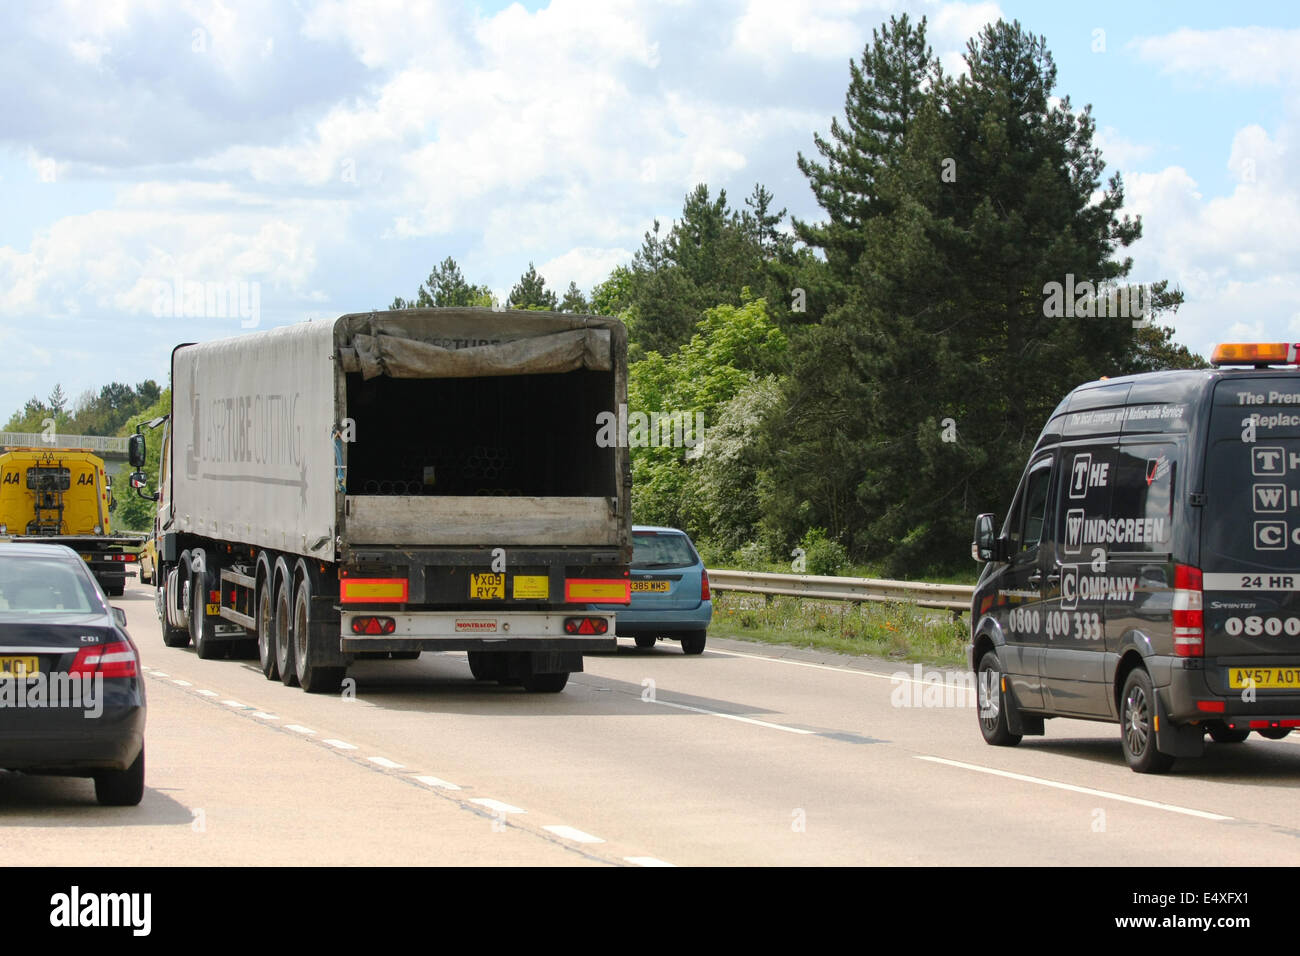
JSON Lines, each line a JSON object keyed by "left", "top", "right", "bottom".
{"left": 368, "top": 756, "right": 404, "bottom": 769}
{"left": 171, "top": 679, "right": 192, "bottom": 686}
{"left": 914, "top": 756, "right": 1234, "bottom": 821}
{"left": 543, "top": 825, "right": 604, "bottom": 844}
{"left": 625, "top": 856, "right": 675, "bottom": 867}
{"left": 411, "top": 775, "right": 461, "bottom": 791}
{"left": 709, "top": 647, "right": 943, "bottom": 684}
{"left": 647, "top": 697, "right": 814, "bottom": 735}
{"left": 470, "top": 798, "right": 525, "bottom": 815}
{"left": 323, "top": 739, "right": 357, "bottom": 750}
{"left": 285, "top": 724, "right": 315, "bottom": 735}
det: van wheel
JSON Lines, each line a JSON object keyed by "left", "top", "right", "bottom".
{"left": 1257, "top": 727, "right": 1292, "bottom": 740}
{"left": 1120, "top": 669, "right": 1175, "bottom": 773}
{"left": 1207, "top": 723, "right": 1250, "bottom": 744}
{"left": 976, "top": 651, "right": 1022, "bottom": 746}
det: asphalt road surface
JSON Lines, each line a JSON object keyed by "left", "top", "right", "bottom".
{"left": 5, "top": 580, "right": 1300, "bottom": 866}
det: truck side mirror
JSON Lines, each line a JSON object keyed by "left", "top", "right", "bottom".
{"left": 130, "top": 470, "right": 158, "bottom": 502}
{"left": 128, "top": 433, "right": 146, "bottom": 469}
{"left": 972, "top": 513, "right": 1003, "bottom": 563}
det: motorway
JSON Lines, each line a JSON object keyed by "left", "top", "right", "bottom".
{"left": 5, "top": 580, "right": 1300, "bottom": 866}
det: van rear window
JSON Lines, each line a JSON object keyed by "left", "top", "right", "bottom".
{"left": 1203, "top": 377, "right": 1300, "bottom": 569}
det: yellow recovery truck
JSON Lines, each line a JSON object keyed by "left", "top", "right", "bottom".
{"left": 0, "top": 446, "right": 142, "bottom": 595}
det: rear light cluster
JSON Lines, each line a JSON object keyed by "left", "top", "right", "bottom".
{"left": 350, "top": 616, "right": 397, "bottom": 635}
{"left": 1172, "top": 564, "right": 1203, "bottom": 658}
{"left": 69, "top": 641, "right": 138, "bottom": 678}
{"left": 564, "top": 617, "right": 609, "bottom": 635}
{"left": 104, "top": 553, "right": 137, "bottom": 563}
{"left": 701, "top": 569, "right": 711, "bottom": 602}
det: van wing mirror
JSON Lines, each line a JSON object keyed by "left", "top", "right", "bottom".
{"left": 128, "top": 433, "right": 146, "bottom": 469}
{"left": 972, "top": 513, "right": 1004, "bottom": 563}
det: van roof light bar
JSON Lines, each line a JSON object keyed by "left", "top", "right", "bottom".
{"left": 1210, "top": 343, "right": 1300, "bottom": 367}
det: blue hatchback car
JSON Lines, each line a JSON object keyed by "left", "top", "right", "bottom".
{"left": 594, "top": 526, "right": 712, "bottom": 654}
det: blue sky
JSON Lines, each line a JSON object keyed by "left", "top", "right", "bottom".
{"left": 1, "top": 0, "right": 1298, "bottom": 419}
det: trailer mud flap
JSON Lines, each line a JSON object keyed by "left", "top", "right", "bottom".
{"left": 310, "top": 595, "right": 348, "bottom": 666}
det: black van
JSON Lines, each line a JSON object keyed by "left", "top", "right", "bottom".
{"left": 971, "top": 343, "right": 1300, "bottom": 772}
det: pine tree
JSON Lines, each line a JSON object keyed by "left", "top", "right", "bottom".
{"left": 509, "top": 262, "right": 559, "bottom": 311}
{"left": 559, "top": 281, "right": 590, "bottom": 313}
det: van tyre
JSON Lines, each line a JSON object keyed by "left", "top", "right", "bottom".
{"left": 1257, "top": 727, "right": 1292, "bottom": 740}
{"left": 294, "top": 571, "right": 344, "bottom": 694}
{"left": 94, "top": 745, "right": 145, "bottom": 807}
{"left": 680, "top": 631, "right": 706, "bottom": 655}
{"left": 1120, "top": 668, "right": 1175, "bottom": 774}
{"left": 976, "top": 651, "right": 1022, "bottom": 747}
{"left": 274, "top": 559, "right": 298, "bottom": 687}
{"left": 1207, "top": 723, "right": 1250, "bottom": 744}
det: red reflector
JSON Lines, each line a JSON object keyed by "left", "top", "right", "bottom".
{"left": 1196, "top": 700, "right": 1226, "bottom": 713}
{"left": 1249, "top": 721, "right": 1271, "bottom": 729}
{"left": 209, "top": 590, "right": 220, "bottom": 604}
{"left": 564, "top": 617, "right": 608, "bottom": 635}
{"left": 69, "top": 640, "right": 138, "bottom": 678}
{"left": 350, "top": 616, "right": 396, "bottom": 635}
{"left": 1172, "top": 564, "right": 1203, "bottom": 658}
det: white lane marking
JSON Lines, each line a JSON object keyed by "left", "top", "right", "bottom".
{"left": 625, "top": 856, "right": 675, "bottom": 867}
{"left": 470, "top": 798, "right": 525, "bottom": 815}
{"left": 221, "top": 700, "right": 247, "bottom": 708}
{"left": 915, "top": 756, "right": 1234, "bottom": 821}
{"left": 411, "top": 775, "right": 461, "bottom": 791}
{"left": 285, "top": 724, "right": 315, "bottom": 735}
{"left": 151, "top": 671, "right": 168, "bottom": 677}
{"left": 544, "top": 825, "right": 604, "bottom": 844}
{"left": 368, "top": 756, "right": 404, "bottom": 769}
{"left": 251, "top": 712, "right": 278, "bottom": 720}
{"left": 171, "top": 679, "right": 192, "bottom": 686}
{"left": 197, "top": 689, "right": 219, "bottom": 697}
{"left": 708, "top": 647, "right": 944, "bottom": 684}
{"left": 647, "top": 697, "right": 814, "bottom": 735}
{"left": 323, "top": 739, "right": 357, "bottom": 750}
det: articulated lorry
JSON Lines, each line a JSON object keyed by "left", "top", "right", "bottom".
{"left": 0, "top": 446, "right": 141, "bottom": 595}
{"left": 129, "top": 308, "right": 631, "bottom": 693}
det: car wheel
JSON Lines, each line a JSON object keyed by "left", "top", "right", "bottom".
{"left": 94, "top": 745, "right": 145, "bottom": 807}
{"left": 274, "top": 561, "right": 298, "bottom": 687}
{"left": 680, "top": 630, "right": 706, "bottom": 655}
{"left": 523, "top": 671, "right": 569, "bottom": 693}
{"left": 257, "top": 573, "right": 278, "bottom": 680}
{"left": 633, "top": 635, "right": 656, "bottom": 650}
{"left": 1257, "top": 727, "right": 1293, "bottom": 740}
{"left": 1207, "top": 722, "right": 1250, "bottom": 744}
{"left": 190, "top": 557, "right": 219, "bottom": 660}
{"left": 1120, "top": 668, "right": 1175, "bottom": 773}
{"left": 294, "top": 570, "right": 345, "bottom": 694}
{"left": 976, "top": 651, "right": 1022, "bottom": 747}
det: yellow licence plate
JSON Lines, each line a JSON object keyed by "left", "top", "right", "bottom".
{"left": 1229, "top": 667, "right": 1300, "bottom": 689}
{"left": 470, "top": 573, "right": 505, "bottom": 600}
{"left": 631, "top": 581, "right": 671, "bottom": 593}
{"left": 0, "top": 656, "right": 39, "bottom": 677}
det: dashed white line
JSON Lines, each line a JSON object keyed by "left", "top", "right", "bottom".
{"left": 915, "top": 755, "right": 1234, "bottom": 821}
{"left": 647, "top": 697, "right": 814, "bottom": 735}
{"left": 285, "top": 724, "right": 315, "bottom": 735}
{"left": 221, "top": 700, "right": 247, "bottom": 708}
{"left": 625, "top": 856, "right": 675, "bottom": 867}
{"left": 197, "top": 689, "right": 219, "bottom": 697}
{"left": 544, "top": 825, "right": 604, "bottom": 844}
{"left": 323, "top": 739, "right": 357, "bottom": 750}
{"left": 368, "top": 756, "right": 404, "bottom": 769}
{"left": 151, "top": 671, "right": 168, "bottom": 677}
{"left": 251, "top": 712, "right": 278, "bottom": 720}
{"left": 470, "top": 798, "right": 525, "bottom": 815}
{"left": 171, "top": 679, "right": 192, "bottom": 686}
{"left": 411, "top": 775, "right": 461, "bottom": 791}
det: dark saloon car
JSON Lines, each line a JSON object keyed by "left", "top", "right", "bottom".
{"left": 0, "top": 543, "right": 146, "bottom": 805}
{"left": 593, "top": 526, "right": 712, "bottom": 654}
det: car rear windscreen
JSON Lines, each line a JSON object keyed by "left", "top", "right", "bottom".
{"left": 0, "top": 555, "right": 100, "bottom": 613}
{"left": 632, "top": 533, "right": 697, "bottom": 569}
{"left": 1203, "top": 376, "right": 1300, "bottom": 569}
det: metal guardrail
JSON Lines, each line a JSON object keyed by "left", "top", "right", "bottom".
{"left": 707, "top": 569, "right": 975, "bottom": 616}
{"left": 0, "top": 433, "right": 130, "bottom": 455}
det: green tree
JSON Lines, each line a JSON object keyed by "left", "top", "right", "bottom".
{"left": 509, "top": 262, "right": 559, "bottom": 310}
{"left": 390, "top": 256, "right": 493, "bottom": 310}
{"left": 558, "top": 281, "right": 590, "bottom": 313}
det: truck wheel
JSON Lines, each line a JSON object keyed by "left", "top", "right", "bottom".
{"left": 94, "top": 745, "right": 145, "bottom": 807}
{"left": 190, "top": 558, "right": 219, "bottom": 660}
{"left": 274, "top": 559, "right": 298, "bottom": 687}
{"left": 633, "top": 635, "right": 656, "bottom": 650}
{"left": 159, "top": 565, "right": 190, "bottom": 648}
{"left": 523, "top": 672, "right": 569, "bottom": 693}
{"left": 1207, "top": 723, "right": 1250, "bottom": 743}
{"left": 467, "top": 652, "right": 504, "bottom": 681}
{"left": 294, "top": 572, "right": 344, "bottom": 694}
{"left": 680, "top": 631, "right": 706, "bottom": 655}
{"left": 106, "top": 582, "right": 125, "bottom": 597}
{"left": 976, "top": 650, "right": 1022, "bottom": 747}
{"left": 256, "top": 574, "right": 279, "bottom": 680}
{"left": 1120, "top": 668, "right": 1176, "bottom": 774}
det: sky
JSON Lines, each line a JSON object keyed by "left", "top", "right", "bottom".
{"left": 1, "top": 0, "right": 1298, "bottom": 420}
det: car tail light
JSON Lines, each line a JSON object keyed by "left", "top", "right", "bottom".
{"left": 563, "top": 617, "right": 609, "bottom": 635}
{"left": 1173, "top": 564, "right": 1203, "bottom": 657}
{"left": 701, "top": 569, "right": 711, "bottom": 601}
{"left": 69, "top": 640, "right": 138, "bottom": 678}
{"left": 350, "top": 616, "right": 397, "bottom": 635}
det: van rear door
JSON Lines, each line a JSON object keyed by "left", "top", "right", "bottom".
{"left": 1201, "top": 376, "right": 1300, "bottom": 681}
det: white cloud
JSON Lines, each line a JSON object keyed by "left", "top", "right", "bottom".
{"left": 1132, "top": 27, "right": 1300, "bottom": 87}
